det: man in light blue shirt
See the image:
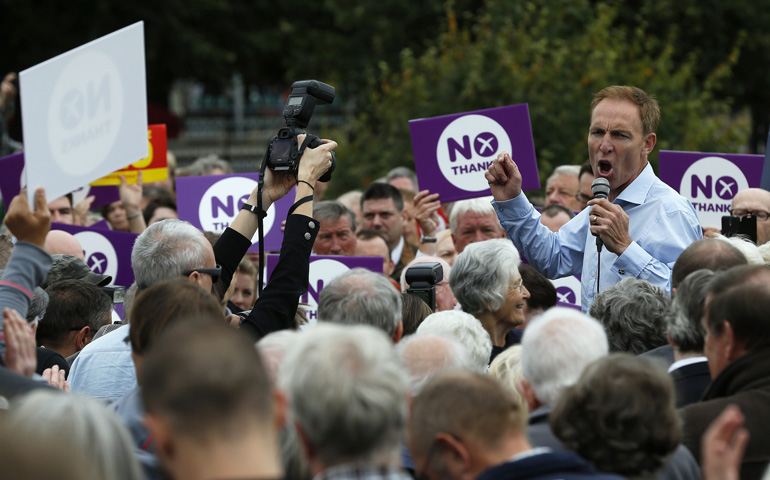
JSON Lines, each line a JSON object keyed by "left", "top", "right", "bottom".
{"left": 485, "top": 86, "right": 701, "bottom": 311}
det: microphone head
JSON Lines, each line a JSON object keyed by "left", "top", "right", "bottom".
{"left": 591, "top": 177, "right": 611, "bottom": 200}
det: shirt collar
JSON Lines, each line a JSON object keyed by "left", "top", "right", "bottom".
{"left": 615, "top": 162, "right": 654, "bottom": 205}
{"left": 391, "top": 236, "right": 405, "bottom": 264}
{"left": 668, "top": 356, "right": 708, "bottom": 373}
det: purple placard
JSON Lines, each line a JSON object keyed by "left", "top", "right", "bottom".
{"left": 176, "top": 173, "right": 294, "bottom": 252}
{"left": 0, "top": 153, "right": 24, "bottom": 210}
{"left": 51, "top": 222, "right": 137, "bottom": 287}
{"left": 659, "top": 150, "right": 765, "bottom": 229}
{"left": 0, "top": 152, "right": 119, "bottom": 210}
{"left": 408, "top": 104, "right": 540, "bottom": 203}
{"left": 550, "top": 275, "right": 582, "bottom": 311}
{"left": 88, "top": 219, "right": 111, "bottom": 231}
{"left": 265, "top": 254, "right": 384, "bottom": 325}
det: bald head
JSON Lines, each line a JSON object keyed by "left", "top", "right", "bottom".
{"left": 731, "top": 188, "right": 770, "bottom": 245}
{"left": 44, "top": 231, "right": 85, "bottom": 260}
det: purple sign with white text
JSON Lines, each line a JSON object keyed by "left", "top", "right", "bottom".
{"left": 659, "top": 150, "right": 765, "bottom": 229}
{"left": 408, "top": 104, "right": 540, "bottom": 202}
{"left": 265, "top": 254, "right": 384, "bottom": 325}
{"left": 0, "top": 152, "right": 119, "bottom": 210}
{"left": 176, "top": 173, "right": 294, "bottom": 252}
{"left": 51, "top": 222, "right": 137, "bottom": 287}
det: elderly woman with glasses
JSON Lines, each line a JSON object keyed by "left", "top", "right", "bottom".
{"left": 449, "top": 238, "right": 530, "bottom": 363}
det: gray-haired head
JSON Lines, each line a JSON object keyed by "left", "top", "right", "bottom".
{"left": 318, "top": 268, "right": 402, "bottom": 336}
{"left": 416, "top": 310, "right": 492, "bottom": 373}
{"left": 8, "top": 391, "right": 142, "bottom": 480}
{"left": 0, "top": 234, "right": 13, "bottom": 269}
{"left": 448, "top": 197, "right": 501, "bottom": 235}
{"left": 589, "top": 278, "right": 669, "bottom": 355}
{"left": 26, "top": 286, "right": 49, "bottom": 324}
{"left": 546, "top": 165, "right": 581, "bottom": 186}
{"left": 396, "top": 334, "right": 474, "bottom": 395}
{"left": 521, "top": 307, "right": 608, "bottom": 406}
{"left": 256, "top": 330, "right": 300, "bottom": 386}
{"left": 187, "top": 154, "right": 234, "bottom": 176}
{"left": 665, "top": 269, "right": 715, "bottom": 354}
{"left": 313, "top": 200, "right": 356, "bottom": 232}
{"left": 131, "top": 219, "right": 211, "bottom": 290}
{"left": 386, "top": 166, "right": 418, "bottom": 192}
{"left": 450, "top": 239, "right": 521, "bottom": 314}
{"left": 279, "top": 323, "right": 407, "bottom": 467}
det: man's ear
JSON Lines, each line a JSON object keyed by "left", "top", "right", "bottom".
{"left": 144, "top": 413, "right": 175, "bottom": 461}
{"left": 642, "top": 132, "right": 657, "bottom": 156}
{"left": 392, "top": 321, "right": 404, "bottom": 344}
{"left": 435, "top": 432, "right": 471, "bottom": 476}
{"left": 517, "top": 378, "right": 540, "bottom": 411}
{"left": 187, "top": 271, "right": 204, "bottom": 287}
{"left": 75, "top": 326, "right": 91, "bottom": 350}
{"left": 273, "top": 389, "right": 288, "bottom": 431}
{"left": 387, "top": 259, "right": 395, "bottom": 276}
{"left": 722, "top": 320, "right": 742, "bottom": 362}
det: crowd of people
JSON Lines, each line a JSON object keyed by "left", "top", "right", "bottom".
{"left": 1, "top": 81, "right": 769, "bottom": 480}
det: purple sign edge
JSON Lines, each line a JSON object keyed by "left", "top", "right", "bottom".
{"left": 408, "top": 103, "right": 540, "bottom": 203}
{"left": 0, "top": 152, "right": 120, "bottom": 210}
{"left": 50, "top": 222, "right": 138, "bottom": 287}
{"left": 658, "top": 150, "right": 765, "bottom": 191}
{"left": 175, "top": 173, "right": 292, "bottom": 251}
{"left": 265, "top": 255, "right": 385, "bottom": 282}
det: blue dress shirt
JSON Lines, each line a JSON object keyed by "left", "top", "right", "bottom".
{"left": 493, "top": 163, "right": 702, "bottom": 311}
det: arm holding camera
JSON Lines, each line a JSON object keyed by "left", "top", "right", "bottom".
{"left": 239, "top": 137, "right": 337, "bottom": 340}
{"left": 210, "top": 135, "right": 336, "bottom": 303}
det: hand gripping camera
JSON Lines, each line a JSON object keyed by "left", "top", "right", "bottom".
{"left": 264, "top": 80, "right": 336, "bottom": 182}
{"left": 254, "top": 80, "right": 337, "bottom": 297}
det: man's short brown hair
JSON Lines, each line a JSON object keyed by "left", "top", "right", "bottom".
{"left": 141, "top": 319, "right": 273, "bottom": 441}
{"left": 591, "top": 86, "right": 660, "bottom": 136}
{"left": 409, "top": 371, "right": 527, "bottom": 459}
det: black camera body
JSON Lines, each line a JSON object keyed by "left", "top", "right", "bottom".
{"left": 405, "top": 262, "right": 443, "bottom": 312}
{"left": 722, "top": 215, "right": 757, "bottom": 244}
{"left": 266, "top": 80, "right": 336, "bottom": 182}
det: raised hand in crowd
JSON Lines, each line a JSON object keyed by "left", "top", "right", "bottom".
{"left": 2, "top": 307, "right": 36, "bottom": 378}
{"left": 72, "top": 195, "right": 95, "bottom": 227}
{"left": 120, "top": 172, "right": 147, "bottom": 234}
{"left": 701, "top": 405, "right": 750, "bottom": 480}
{"left": 42, "top": 365, "right": 70, "bottom": 392}
{"left": 413, "top": 189, "right": 442, "bottom": 255}
{"left": 5, "top": 188, "right": 51, "bottom": 247}
{"left": 485, "top": 152, "right": 524, "bottom": 202}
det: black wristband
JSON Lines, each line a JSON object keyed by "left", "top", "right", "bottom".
{"left": 241, "top": 203, "right": 268, "bottom": 219}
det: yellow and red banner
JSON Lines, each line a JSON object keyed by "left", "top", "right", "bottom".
{"left": 91, "top": 124, "right": 168, "bottom": 186}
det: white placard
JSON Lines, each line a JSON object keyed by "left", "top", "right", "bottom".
{"left": 20, "top": 22, "right": 148, "bottom": 204}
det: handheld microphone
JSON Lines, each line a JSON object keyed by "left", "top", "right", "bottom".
{"left": 591, "top": 178, "right": 611, "bottom": 251}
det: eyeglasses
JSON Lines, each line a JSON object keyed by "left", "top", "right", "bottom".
{"left": 182, "top": 264, "right": 222, "bottom": 283}
{"left": 731, "top": 209, "right": 770, "bottom": 221}
{"left": 575, "top": 191, "right": 593, "bottom": 204}
{"left": 509, "top": 279, "right": 524, "bottom": 293}
{"left": 435, "top": 281, "right": 448, "bottom": 294}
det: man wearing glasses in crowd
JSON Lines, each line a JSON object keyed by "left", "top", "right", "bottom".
{"left": 731, "top": 188, "right": 770, "bottom": 246}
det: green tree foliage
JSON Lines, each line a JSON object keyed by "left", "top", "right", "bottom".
{"left": 329, "top": 0, "right": 750, "bottom": 195}
{"left": 613, "top": 0, "right": 770, "bottom": 152}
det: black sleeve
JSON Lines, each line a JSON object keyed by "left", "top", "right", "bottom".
{"left": 240, "top": 214, "right": 319, "bottom": 341}
{"left": 212, "top": 227, "right": 253, "bottom": 302}
{"left": 35, "top": 348, "right": 70, "bottom": 379}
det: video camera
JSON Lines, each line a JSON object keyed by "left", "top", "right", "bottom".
{"left": 265, "top": 80, "right": 336, "bottom": 182}
{"left": 405, "top": 262, "right": 443, "bottom": 312}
